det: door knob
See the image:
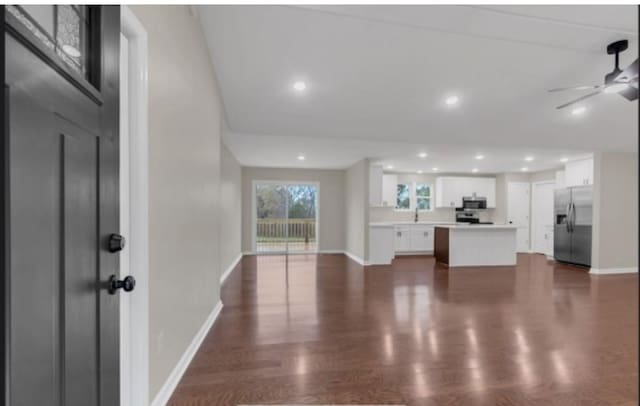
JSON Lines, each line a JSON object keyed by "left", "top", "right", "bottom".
{"left": 108, "top": 275, "right": 136, "bottom": 294}
{"left": 108, "top": 233, "right": 126, "bottom": 253}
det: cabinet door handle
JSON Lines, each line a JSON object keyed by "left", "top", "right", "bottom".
{"left": 397, "top": 231, "right": 402, "bottom": 237}
{"left": 424, "top": 231, "right": 429, "bottom": 236}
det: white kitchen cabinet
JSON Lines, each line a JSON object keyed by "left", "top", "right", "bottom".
{"left": 369, "top": 225, "right": 395, "bottom": 265}
{"left": 435, "top": 177, "right": 460, "bottom": 208}
{"left": 394, "top": 226, "right": 411, "bottom": 251}
{"left": 409, "top": 226, "right": 434, "bottom": 251}
{"left": 394, "top": 225, "right": 435, "bottom": 252}
{"left": 564, "top": 158, "right": 593, "bottom": 187}
{"left": 382, "top": 174, "right": 397, "bottom": 208}
{"left": 435, "top": 177, "right": 496, "bottom": 208}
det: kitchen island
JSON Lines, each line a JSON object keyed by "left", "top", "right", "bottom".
{"left": 434, "top": 225, "right": 518, "bottom": 267}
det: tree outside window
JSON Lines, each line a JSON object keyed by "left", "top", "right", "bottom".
{"left": 416, "top": 184, "right": 431, "bottom": 210}
{"left": 396, "top": 183, "right": 410, "bottom": 209}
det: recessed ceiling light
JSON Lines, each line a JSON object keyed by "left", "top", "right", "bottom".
{"left": 432, "top": 167, "right": 439, "bottom": 171}
{"left": 297, "top": 154, "right": 305, "bottom": 161}
{"left": 524, "top": 156, "right": 534, "bottom": 162}
{"left": 475, "top": 154, "right": 484, "bottom": 160}
{"left": 521, "top": 167, "right": 529, "bottom": 172}
{"left": 472, "top": 168, "right": 479, "bottom": 173}
{"left": 418, "top": 152, "right": 428, "bottom": 158}
{"left": 571, "top": 106, "right": 586, "bottom": 116}
{"left": 445, "top": 95, "right": 459, "bottom": 106}
{"left": 417, "top": 170, "right": 423, "bottom": 174}
{"left": 560, "top": 157, "right": 569, "bottom": 163}
{"left": 293, "top": 81, "right": 307, "bottom": 92}
{"left": 385, "top": 165, "right": 394, "bottom": 170}
{"left": 604, "top": 83, "right": 628, "bottom": 94}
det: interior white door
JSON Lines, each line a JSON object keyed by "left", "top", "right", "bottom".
{"left": 507, "top": 182, "right": 531, "bottom": 252}
{"left": 532, "top": 182, "right": 555, "bottom": 255}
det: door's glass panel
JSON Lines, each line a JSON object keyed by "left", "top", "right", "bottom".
{"left": 7, "top": 5, "right": 93, "bottom": 81}
{"left": 255, "top": 183, "right": 318, "bottom": 253}
{"left": 287, "top": 185, "right": 317, "bottom": 252}
{"left": 255, "top": 184, "right": 288, "bottom": 253}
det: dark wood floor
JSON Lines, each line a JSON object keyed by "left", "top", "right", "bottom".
{"left": 168, "top": 253, "right": 638, "bottom": 405}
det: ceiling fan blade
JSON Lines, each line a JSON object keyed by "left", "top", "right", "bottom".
{"left": 548, "top": 85, "right": 601, "bottom": 92}
{"left": 556, "top": 90, "right": 602, "bottom": 109}
{"left": 615, "top": 59, "right": 639, "bottom": 82}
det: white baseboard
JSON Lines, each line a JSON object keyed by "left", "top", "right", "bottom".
{"left": 344, "top": 251, "right": 366, "bottom": 265}
{"left": 589, "top": 267, "right": 638, "bottom": 275}
{"left": 220, "top": 253, "right": 243, "bottom": 285}
{"left": 317, "top": 249, "right": 345, "bottom": 254}
{"left": 151, "top": 301, "right": 223, "bottom": 406}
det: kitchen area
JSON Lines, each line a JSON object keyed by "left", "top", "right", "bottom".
{"left": 367, "top": 156, "right": 595, "bottom": 268}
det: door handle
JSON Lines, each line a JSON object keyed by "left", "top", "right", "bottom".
{"left": 108, "top": 275, "right": 136, "bottom": 294}
{"left": 570, "top": 202, "right": 576, "bottom": 232}
{"left": 565, "top": 204, "right": 571, "bottom": 232}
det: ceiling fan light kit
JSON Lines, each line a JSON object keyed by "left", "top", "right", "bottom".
{"left": 550, "top": 39, "right": 638, "bottom": 110}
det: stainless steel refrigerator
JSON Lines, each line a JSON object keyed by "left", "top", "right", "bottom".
{"left": 554, "top": 186, "right": 592, "bottom": 267}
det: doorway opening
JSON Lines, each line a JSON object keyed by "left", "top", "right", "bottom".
{"left": 531, "top": 181, "right": 555, "bottom": 257}
{"left": 507, "top": 181, "right": 531, "bottom": 253}
{"left": 253, "top": 181, "right": 319, "bottom": 253}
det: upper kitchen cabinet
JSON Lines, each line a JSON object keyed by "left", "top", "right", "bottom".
{"left": 435, "top": 177, "right": 496, "bottom": 208}
{"left": 564, "top": 158, "right": 593, "bottom": 187}
{"left": 369, "top": 165, "right": 397, "bottom": 207}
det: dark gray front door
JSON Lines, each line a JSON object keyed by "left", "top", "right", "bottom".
{"left": 4, "top": 6, "right": 120, "bottom": 406}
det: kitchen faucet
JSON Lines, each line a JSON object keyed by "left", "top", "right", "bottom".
{"left": 414, "top": 206, "right": 419, "bottom": 223}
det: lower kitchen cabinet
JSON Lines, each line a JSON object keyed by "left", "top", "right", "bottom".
{"left": 394, "top": 227, "right": 411, "bottom": 251}
{"left": 395, "top": 225, "right": 435, "bottom": 252}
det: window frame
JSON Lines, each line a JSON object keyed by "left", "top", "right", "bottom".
{"left": 394, "top": 181, "right": 433, "bottom": 212}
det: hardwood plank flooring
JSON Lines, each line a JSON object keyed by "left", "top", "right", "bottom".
{"left": 168, "top": 253, "right": 638, "bottom": 405}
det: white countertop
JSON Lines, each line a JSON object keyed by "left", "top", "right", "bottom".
{"left": 435, "top": 224, "right": 517, "bottom": 230}
{"left": 369, "top": 221, "right": 456, "bottom": 227}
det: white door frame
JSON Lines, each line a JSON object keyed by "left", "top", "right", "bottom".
{"left": 251, "top": 180, "right": 320, "bottom": 254}
{"left": 531, "top": 180, "right": 555, "bottom": 255}
{"left": 120, "top": 7, "right": 149, "bottom": 406}
{"left": 507, "top": 181, "right": 531, "bottom": 253}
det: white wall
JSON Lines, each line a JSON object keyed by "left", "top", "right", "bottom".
{"left": 345, "top": 159, "right": 369, "bottom": 261}
{"left": 220, "top": 139, "right": 242, "bottom": 276}
{"left": 592, "top": 152, "right": 638, "bottom": 270}
{"left": 130, "top": 5, "right": 224, "bottom": 400}
{"left": 241, "top": 167, "right": 346, "bottom": 252}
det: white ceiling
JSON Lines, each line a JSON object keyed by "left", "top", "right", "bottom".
{"left": 197, "top": 5, "right": 638, "bottom": 172}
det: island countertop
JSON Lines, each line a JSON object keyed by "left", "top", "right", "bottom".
{"left": 434, "top": 224, "right": 518, "bottom": 230}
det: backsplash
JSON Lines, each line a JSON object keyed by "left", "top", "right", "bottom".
{"left": 369, "top": 206, "right": 496, "bottom": 223}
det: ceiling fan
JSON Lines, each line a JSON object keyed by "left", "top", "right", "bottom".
{"left": 549, "top": 39, "right": 638, "bottom": 110}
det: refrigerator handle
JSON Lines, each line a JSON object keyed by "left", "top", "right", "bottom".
{"left": 570, "top": 202, "right": 576, "bottom": 232}
{"left": 565, "top": 203, "right": 571, "bottom": 232}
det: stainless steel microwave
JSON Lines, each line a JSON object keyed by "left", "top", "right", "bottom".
{"left": 462, "top": 196, "right": 487, "bottom": 210}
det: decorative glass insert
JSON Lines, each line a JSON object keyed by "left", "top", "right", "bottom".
{"left": 7, "top": 5, "right": 93, "bottom": 81}
{"left": 396, "top": 184, "right": 410, "bottom": 210}
{"left": 416, "top": 183, "right": 432, "bottom": 210}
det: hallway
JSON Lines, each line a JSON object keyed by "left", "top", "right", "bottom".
{"left": 168, "top": 254, "right": 638, "bottom": 405}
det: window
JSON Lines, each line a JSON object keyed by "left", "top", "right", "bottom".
{"left": 395, "top": 182, "right": 433, "bottom": 211}
{"left": 416, "top": 183, "right": 432, "bottom": 210}
{"left": 396, "top": 183, "right": 410, "bottom": 209}
{"left": 7, "top": 5, "right": 96, "bottom": 83}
